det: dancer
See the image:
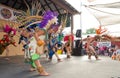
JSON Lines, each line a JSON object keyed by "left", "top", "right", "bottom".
{"left": 48, "top": 33, "right": 62, "bottom": 62}
{"left": 64, "top": 41, "right": 72, "bottom": 58}
{"left": 18, "top": 28, "right": 36, "bottom": 71}
{"left": 16, "top": 0, "right": 58, "bottom": 75}
{"left": 63, "top": 34, "right": 74, "bottom": 58}
{"left": 19, "top": 27, "right": 49, "bottom": 76}
{"left": 84, "top": 35, "right": 100, "bottom": 60}
{"left": 33, "top": 27, "right": 49, "bottom": 75}
{"left": 0, "top": 25, "right": 16, "bottom": 57}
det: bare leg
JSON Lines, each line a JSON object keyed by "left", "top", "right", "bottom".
{"left": 29, "top": 60, "right": 36, "bottom": 72}
{"left": 5, "top": 46, "right": 10, "bottom": 60}
{"left": 54, "top": 52, "right": 62, "bottom": 62}
{"left": 89, "top": 46, "right": 99, "bottom": 60}
{"left": 34, "top": 47, "right": 49, "bottom": 76}
{"left": 34, "top": 60, "right": 49, "bottom": 76}
{"left": 88, "top": 52, "right": 92, "bottom": 59}
{"left": 53, "top": 47, "right": 62, "bottom": 62}
{"left": 86, "top": 48, "right": 92, "bottom": 60}
{"left": 66, "top": 50, "right": 71, "bottom": 58}
{"left": 118, "top": 55, "right": 120, "bottom": 61}
{"left": 30, "top": 66, "right": 36, "bottom": 72}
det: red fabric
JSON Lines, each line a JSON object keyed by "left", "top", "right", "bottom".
{"left": 3, "top": 35, "right": 10, "bottom": 42}
{"left": 111, "top": 41, "right": 120, "bottom": 47}
{"left": 0, "top": 35, "right": 10, "bottom": 44}
{"left": 64, "top": 35, "right": 74, "bottom": 42}
{"left": 0, "top": 34, "right": 16, "bottom": 46}
{"left": 84, "top": 43, "right": 87, "bottom": 49}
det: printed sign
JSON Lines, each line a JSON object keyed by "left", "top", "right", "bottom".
{"left": 97, "top": 42, "right": 111, "bottom": 47}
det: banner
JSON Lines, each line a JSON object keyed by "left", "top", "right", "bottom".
{"left": 97, "top": 42, "right": 111, "bottom": 47}
{"left": 0, "top": 4, "right": 22, "bottom": 22}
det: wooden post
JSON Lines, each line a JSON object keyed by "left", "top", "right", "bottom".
{"left": 71, "top": 15, "right": 74, "bottom": 50}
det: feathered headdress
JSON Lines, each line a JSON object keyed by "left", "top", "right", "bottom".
{"left": 39, "top": 10, "right": 58, "bottom": 29}
{"left": 3, "top": 25, "right": 16, "bottom": 35}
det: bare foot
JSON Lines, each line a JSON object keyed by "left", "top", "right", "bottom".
{"left": 57, "top": 59, "right": 62, "bottom": 62}
{"left": 67, "top": 55, "right": 71, "bottom": 59}
{"left": 48, "top": 58, "right": 52, "bottom": 62}
{"left": 30, "top": 68, "right": 36, "bottom": 72}
{"left": 96, "top": 58, "right": 101, "bottom": 60}
{"left": 40, "top": 71, "right": 50, "bottom": 76}
{"left": 88, "top": 57, "right": 91, "bottom": 60}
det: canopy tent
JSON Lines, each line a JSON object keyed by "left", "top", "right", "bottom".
{"left": 85, "top": 2, "right": 120, "bottom": 26}
{"left": 73, "top": 0, "right": 120, "bottom": 36}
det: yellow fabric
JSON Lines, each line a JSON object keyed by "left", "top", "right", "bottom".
{"left": 57, "top": 49, "right": 62, "bottom": 54}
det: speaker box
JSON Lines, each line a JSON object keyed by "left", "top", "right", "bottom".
{"left": 72, "top": 39, "right": 82, "bottom": 56}
{"left": 75, "top": 40, "right": 81, "bottom": 48}
{"left": 72, "top": 48, "right": 82, "bottom": 56}
{"left": 76, "top": 29, "right": 81, "bottom": 37}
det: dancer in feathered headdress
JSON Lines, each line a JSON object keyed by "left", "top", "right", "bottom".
{"left": 17, "top": 0, "right": 59, "bottom": 75}
{"left": 0, "top": 25, "right": 16, "bottom": 58}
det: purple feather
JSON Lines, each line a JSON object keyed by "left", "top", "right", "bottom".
{"left": 40, "top": 10, "right": 58, "bottom": 28}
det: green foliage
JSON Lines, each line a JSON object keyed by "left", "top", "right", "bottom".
{"left": 86, "top": 28, "right": 96, "bottom": 34}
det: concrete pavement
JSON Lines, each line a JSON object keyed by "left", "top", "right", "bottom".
{"left": 0, "top": 55, "right": 120, "bottom": 78}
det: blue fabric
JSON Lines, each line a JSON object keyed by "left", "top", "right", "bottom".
{"left": 49, "top": 50, "right": 54, "bottom": 58}
{"left": 18, "top": 35, "right": 28, "bottom": 44}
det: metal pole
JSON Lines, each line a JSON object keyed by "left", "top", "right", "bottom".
{"left": 80, "top": 0, "right": 82, "bottom": 40}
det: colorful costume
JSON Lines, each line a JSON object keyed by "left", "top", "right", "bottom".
{"left": 28, "top": 36, "right": 39, "bottom": 68}
{"left": 19, "top": 35, "right": 39, "bottom": 68}
{"left": 0, "top": 24, "right": 16, "bottom": 55}
{"left": 48, "top": 34, "right": 58, "bottom": 59}
{"left": 0, "top": 34, "right": 16, "bottom": 54}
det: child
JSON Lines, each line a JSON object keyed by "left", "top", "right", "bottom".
{"left": 111, "top": 52, "right": 117, "bottom": 60}
{"left": 116, "top": 49, "right": 120, "bottom": 61}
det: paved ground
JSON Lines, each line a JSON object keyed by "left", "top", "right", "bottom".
{"left": 0, "top": 55, "right": 120, "bottom": 78}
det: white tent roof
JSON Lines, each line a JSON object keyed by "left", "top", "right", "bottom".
{"left": 85, "top": 2, "right": 120, "bottom": 26}
{"left": 83, "top": 0, "right": 120, "bottom": 36}
{"left": 66, "top": 0, "right": 120, "bottom": 36}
